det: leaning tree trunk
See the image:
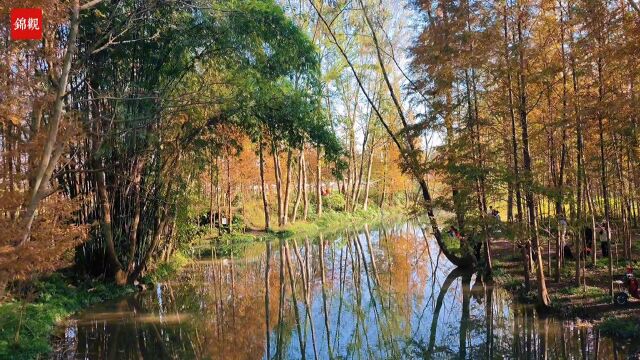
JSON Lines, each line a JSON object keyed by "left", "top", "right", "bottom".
{"left": 18, "top": 0, "right": 80, "bottom": 246}
{"left": 309, "top": 0, "right": 475, "bottom": 268}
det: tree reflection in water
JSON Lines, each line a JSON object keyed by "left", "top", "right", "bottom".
{"left": 54, "top": 222, "right": 637, "bottom": 359}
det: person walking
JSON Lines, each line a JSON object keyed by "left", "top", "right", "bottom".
{"left": 598, "top": 222, "right": 609, "bottom": 257}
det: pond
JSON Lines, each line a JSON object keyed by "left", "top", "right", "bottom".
{"left": 53, "top": 222, "right": 636, "bottom": 359}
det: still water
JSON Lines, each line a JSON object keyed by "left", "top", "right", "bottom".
{"left": 53, "top": 222, "right": 636, "bottom": 359}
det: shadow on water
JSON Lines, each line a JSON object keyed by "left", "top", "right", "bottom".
{"left": 53, "top": 222, "right": 638, "bottom": 359}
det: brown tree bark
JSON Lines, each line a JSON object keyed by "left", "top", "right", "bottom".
{"left": 316, "top": 146, "right": 323, "bottom": 217}
{"left": 18, "top": 0, "right": 80, "bottom": 245}
{"left": 259, "top": 139, "right": 271, "bottom": 231}
{"left": 292, "top": 150, "right": 304, "bottom": 222}
{"left": 517, "top": 7, "right": 551, "bottom": 307}
{"left": 272, "top": 142, "right": 284, "bottom": 226}
{"left": 96, "top": 170, "right": 126, "bottom": 284}
{"left": 302, "top": 150, "right": 309, "bottom": 220}
{"left": 282, "top": 149, "right": 293, "bottom": 225}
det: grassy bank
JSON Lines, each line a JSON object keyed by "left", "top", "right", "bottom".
{"left": 0, "top": 275, "right": 135, "bottom": 359}
{"left": 491, "top": 239, "right": 640, "bottom": 344}
{"left": 195, "top": 206, "right": 407, "bottom": 257}
{"left": 0, "top": 251, "right": 192, "bottom": 360}
{"left": 0, "top": 207, "right": 405, "bottom": 359}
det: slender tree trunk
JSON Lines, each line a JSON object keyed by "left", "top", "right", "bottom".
{"left": 596, "top": 56, "right": 614, "bottom": 300}
{"left": 302, "top": 150, "right": 309, "bottom": 220}
{"left": 316, "top": 146, "right": 322, "bottom": 217}
{"left": 292, "top": 150, "right": 303, "bottom": 222}
{"left": 504, "top": 0, "right": 523, "bottom": 225}
{"left": 572, "top": 48, "right": 585, "bottom": 285}
{"left": 363, "top": 145, "right": 374, "bottom": 210}
{"left": 273, "top": 143, "right": 283, "bottom": 226}
{"left": 216, "top": 157, "right": 222, "bottom": 235}
{"left": 226, "top": 151, "right": 233, "bottom": 233}
{"left": 283, "top": 149, "right": 293, "bottom": 225}
{"left": 259, "top": 140, "right": 271, "bottom": 231}
{"left": 517, "top": 8, "right": 551, "bottom": 307}
{"left": 209, "top": 158, "right": 215, "bottom": 229}
{"left": 555, "top": 2, "right": 569, "bottom": 283}
{"left": 97, "top": 170, "right": 126, "bottom": 284}
{"left": 313, "top": 0, "right": 473, "bottom": 267}
{"left": 380, "top": 144, "right": 388, "bottom": 209}
{"left": 18, "top": 0, "right": 80, "bottom": 245}
{"left": 126, "top": 158, "right": 145, "bottom": 274}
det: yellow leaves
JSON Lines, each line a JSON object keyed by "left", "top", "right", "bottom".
{"left": 94, "top": 9, "right": 107, "bottom": 18}
{"left": 8, "top": 114, "right": 21, "bottom": 126}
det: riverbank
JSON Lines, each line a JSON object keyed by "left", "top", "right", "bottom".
{"left": 491, "top": 237, "right": 640, "bottom": 341}
{"left": 0, "top": 248, "right": 195, "bottom": 360}
{"left": 0, "top": 207, "right": 406, "bottom": 359}
{"left": 0, "top": 274, "right": 136, "bottom": 359}
{"left": 194, "top": 206, "right": 406, "bottom": 257}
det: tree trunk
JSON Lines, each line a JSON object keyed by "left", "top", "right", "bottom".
{"left": 302, "top": 150, "right": 309, "bottom": 220}
{"left": 126, "top": 158, "right": 145, "bottom": 273}
{"left": 517, "top": 8, "right": 551, "bottom": 307}
{"left": 292, "top": 150, "right": 304, "bottom": 222}
{"left": 316, "top": 146, "right": 322, "bottom": 217}
{"left": 226, "top": 151, "right": 233, "bottom": 233}
{"left": 380, "top": 144, "right": 388, "bottom": 209}
{"left": 18, "top": 0, "right": 80, "bottom": 245}
{"left": 283, "top": 149, "right": 293, "bottom": 225}
{"left": 216, "top": 157, "right": 222, "bottom": 235}
{"left": 259, "top": 140, "right": 271, "bottom": 231}
{"left": 96, "top": 170, "right": 126, "bottom": 284}
{"left": 363, "top": 145, "right": 374, "bottom": 210}
{"left": 209, "top": 158, "right": 215, "bottom": 229}
{"left": 596, "top": 56, "right": 614, "bottom": 300}
{"left": 272, "top": 142, "right": 283, "bottom": 226}
{"left": 503, "top": 0, "right": 523, "bottom": 224}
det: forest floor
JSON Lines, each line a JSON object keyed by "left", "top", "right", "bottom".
{"left": 492, "top": 232, "right": 640, "bottom": 339}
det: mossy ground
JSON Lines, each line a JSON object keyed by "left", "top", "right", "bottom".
{"left": 0, "top": 250, "right": 191, "bottom": 360}
{"left": 0, "top": 274, "right": 136, "bottom": 360}
{"left": 491, "top": 234, "right": 640, "bottom": 344}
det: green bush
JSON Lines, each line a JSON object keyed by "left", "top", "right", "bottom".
{"left": 597, "top": 317, "right": 640, "bottom": 340}
{"left": 323, "top": 192, "right": 346, "bottom": 212}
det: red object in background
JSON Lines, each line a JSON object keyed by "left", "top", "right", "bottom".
{"left": 10, "top": 8, "right": 43, "bottom": 40}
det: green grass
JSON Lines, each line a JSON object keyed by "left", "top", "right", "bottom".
{"left": 558, "top": 285, "right": 607, "bottom": 297}
{"left": 0, "top": 275, "right": 136, "bottom": 360}
{"left": 597, "top": 317, "right": 640, "bottom": 340}
{"left": 196, "top": 206, "right": 407, "bottom": 258}
{"left": 142, "top": 251, "right": 191, "bottom": 284}
{"left": 1, "top": 251, "right": 193, "bottom": 360}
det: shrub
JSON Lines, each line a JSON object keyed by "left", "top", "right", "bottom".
{"left": 323, "top": 192, "right": 346, "bottom": 212}
{"left": 597, "top": 317, "right": 640, "bottom": 340}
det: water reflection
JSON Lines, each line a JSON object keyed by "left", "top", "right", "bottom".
{"left": 54, "top": 222, "right": 637, "bottom": 359}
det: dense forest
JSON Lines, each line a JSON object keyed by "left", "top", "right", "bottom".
{"left": 1, "top": 0, "right": 640, "bottom": 356}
